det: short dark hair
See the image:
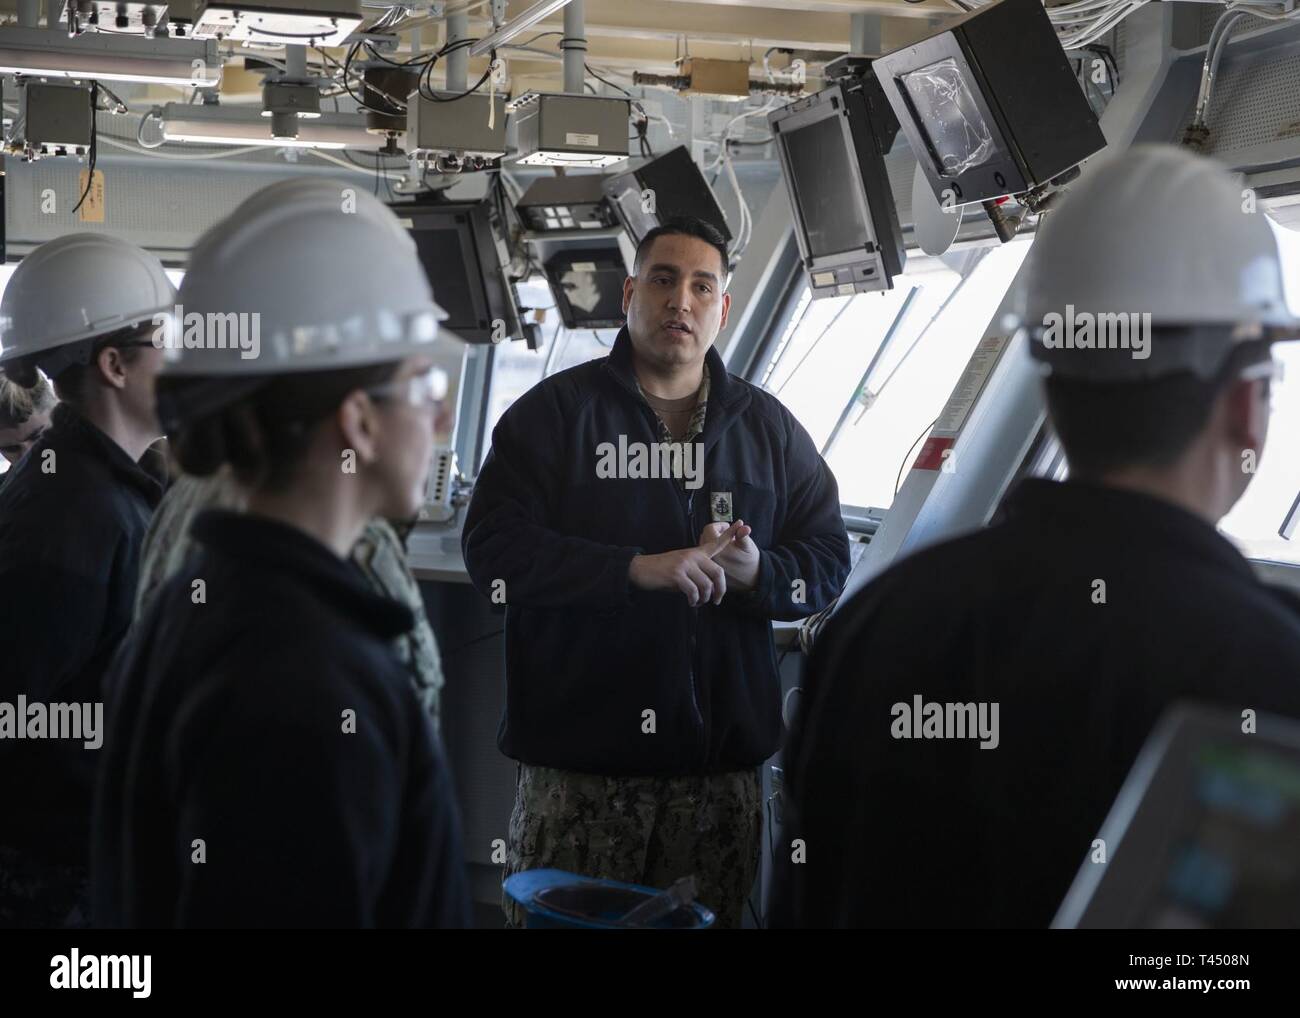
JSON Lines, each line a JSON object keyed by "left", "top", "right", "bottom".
{"left": 1044, "top": 336, "right": 1269, "bottom": 477}
{"left": 633, "top": 215, "right": 730, "bottom": 281}
{"left": 1, "top": 321, "right": 152, "bottom": 407}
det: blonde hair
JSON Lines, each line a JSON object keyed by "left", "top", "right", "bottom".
{"left": 0, "top": 369, "right": 56, "bottom": 430}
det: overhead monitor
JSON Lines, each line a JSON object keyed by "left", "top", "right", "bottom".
{"left": 543, "top": 246, "right": 628, "bottom": 330}
{"left": 391, "top": 198, "right": 524, "bottom": 345}
{"left": 516, "top": 174, "right": 616, "bottom": 233}
{"left": 769, "top": 71, "right": 906, "bottom": 299}
{"left": 602, "top": 145, "right": 732, "bottom": 249}
{"left": 873, "top": 0, "right": 1105, "bottom": 208}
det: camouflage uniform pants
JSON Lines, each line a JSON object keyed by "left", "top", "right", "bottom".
{"left": 503, "top": 764, "right": 762, "bottom": 929}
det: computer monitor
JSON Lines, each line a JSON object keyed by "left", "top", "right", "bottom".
{"left": 602, "top": 146, "right": 733, "bottom": 248}
{"left": 1054, "top": 703, "right": 1300, "bottom": 928}
{"left": 873, "top": 0, "right": 1105, "bottom": 208}
{"left": 543, "top": 245, "right": 628, "bottom": 330}
{"left": 769, "top": 69, "right": 906, "bottom": 298}
{"left": 516, "top": 174, "right": 617, "bottom": 234}
{"left": 391, "top": 198, "right": 524, "bottom": 344}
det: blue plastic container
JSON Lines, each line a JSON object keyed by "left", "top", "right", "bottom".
{"left": 504, "top": 869, "right": 716, "bottom": 929}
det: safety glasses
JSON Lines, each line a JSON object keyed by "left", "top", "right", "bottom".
{"left": 1239, "top": 357, "right": 1283, "bottom": 384}
{"left": 365, "top": 365, "right": 449, "bottom": 408}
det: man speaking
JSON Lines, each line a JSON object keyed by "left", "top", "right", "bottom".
{"left": 464, "top": 216, "right": 849, "bottom": 927}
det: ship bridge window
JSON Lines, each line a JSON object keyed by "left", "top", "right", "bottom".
{"left": 478, "top": 278, "right": 621, "bottom": 469}
{"left": 1218, "top": 220, "right": 1300, "bottom": 568}
{"left": 755, "top": 236, "right": 1032, "bottom": 510}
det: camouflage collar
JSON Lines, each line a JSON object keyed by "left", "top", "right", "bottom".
{"left": 636, "top": 363, "right": 709, "bottom": 444}
{"left": 603, "top": 326, "right": 743, "bottom": 411}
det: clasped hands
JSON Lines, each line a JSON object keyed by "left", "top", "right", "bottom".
{"left": 627, "top": 521, "right": 760, "bottom": 606}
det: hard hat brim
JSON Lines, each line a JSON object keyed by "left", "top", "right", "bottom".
{"left": 0, "top": 305, "right": 172, "bottom": 366}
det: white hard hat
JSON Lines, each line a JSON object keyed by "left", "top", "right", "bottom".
{"left": 0, "top": 233, "right": 176, "bottom": 369}
{"left": 162, "top": 177, "right": 454, "bottom": 378}
{"left": 1010, "top": 144, "right": 1300, "bottom": 380}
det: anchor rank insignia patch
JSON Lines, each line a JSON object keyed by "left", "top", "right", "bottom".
{"left": 710, "top": 491, "right": 733, "bottom": 523}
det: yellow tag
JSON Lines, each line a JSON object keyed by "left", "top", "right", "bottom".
{"left": 77, "top": 169, "right": 105, "bottom": 223}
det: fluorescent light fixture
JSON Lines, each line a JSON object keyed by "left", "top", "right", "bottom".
{"left": 0, "top": 25, "right": 221, "bottom": 86}
{"left": 193, "top": 1, "right": 362, "bottom": 48}
{"left": 516, "top": 151, "right": 627, "bottom": 169}
{"left": 160, "top": 103, "right": 377, "bottom": 149}
{"left": 470, "top": 0, "right": 573, "bottom": 58}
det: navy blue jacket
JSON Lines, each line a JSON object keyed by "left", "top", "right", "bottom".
{"left": 776, "top": 479, "right": 1300, "bottom": 928}
{"left": 0, "top": 404, "right": 162, "bottom": 886}
{"left": 94, "top": 510, "right": 472, "bottom": 928}
{"left": 462, "top": 327, "right": 850, "bottom": 776}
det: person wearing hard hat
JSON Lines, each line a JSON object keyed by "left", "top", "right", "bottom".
{"left": 92, "top": 179, "right": 471, "bottom": 928}
{"left": 133, "top": 469, "right": 450, "bottom": 738}
{"left": 774, "top": 144, "right": 1300, "bottom": 928}
{"left": 0, "top": 234, "right": 175, "bottom": 928}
